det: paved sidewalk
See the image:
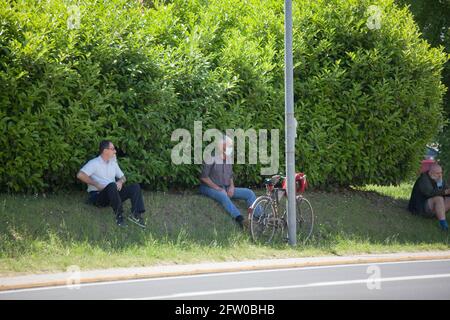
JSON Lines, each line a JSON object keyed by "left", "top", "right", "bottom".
{"left": 1, "top": 251, "right": 450, "bottom": 292}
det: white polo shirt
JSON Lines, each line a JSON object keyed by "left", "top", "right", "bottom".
{"left": 80, "top": 156, "right": 125, "bottom": 192}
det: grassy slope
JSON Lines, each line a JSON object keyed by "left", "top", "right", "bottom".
{"left": 0, "top": 184, "right": 448, "bottom": 275}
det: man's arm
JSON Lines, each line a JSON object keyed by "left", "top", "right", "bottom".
{"left": 418, "top": 174, "right": 448, "bottom": 198}
{"left": 227, "top": 178, "right": 235, "bottom": 197}
{"left": 77, "top": 171, "right": 104, "bottom": 191}
{"left": 444, "top": 180, "right": 450, "bottom": 196}
{"left": 200, "top": 177, "right": 226, "bottom": 193}
{"left": 116, "top": 175, "right": 126, "bottom": 191}
{"left": 200, "top": 161, "right": 223, "bottom": 192}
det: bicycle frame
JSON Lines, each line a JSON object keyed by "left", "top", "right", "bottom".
{"left": 263, "top": 174, "right": 307, "bottom": 227}
{"left": 261, "top": 177, "right": 286, "bottom": 230}
{"left": 249, "top": 173, "right": 313, "bottom": 244}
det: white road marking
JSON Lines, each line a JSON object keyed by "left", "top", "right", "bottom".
{"left": 124, "top": 273, "right": 450, "bottom": 300}
{"left": 1, "top": 258, "right": 449, "bottom": 295}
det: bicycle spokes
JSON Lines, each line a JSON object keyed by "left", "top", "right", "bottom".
{"left": 250, "top": 180, "right": 314, "bottom": 245}
{"left": 296, "top": 197, "right": 314, "bottom": 243}
{"left": 250, "top": 197, "right": 276, "bottom": 244}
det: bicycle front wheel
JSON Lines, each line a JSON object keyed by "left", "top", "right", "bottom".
{"left": 250, "top": 196, "right": 276, "bottom": 244}
{"left": 296, "top": 196, "right": 314, "bottom": 243}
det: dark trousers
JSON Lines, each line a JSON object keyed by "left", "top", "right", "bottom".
{"left": 89, "top": 182, "right": 145, "bottom": 218}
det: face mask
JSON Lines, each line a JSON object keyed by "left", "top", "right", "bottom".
{"left": 437, "top": 179, "right": 443, "bottom": 188}
{"left": 225, "top": 146, "right": 233, "bottom": 157}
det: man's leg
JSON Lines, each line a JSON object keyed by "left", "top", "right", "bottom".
{"left": 427, "top": 196, "right": 446, "bottom": 220}
{"left": 119, "top": 183, "right": 146, "bottom": 227}
{"left": 96, "top": 183, "right": 125, "bottom": 224}
{"left": 230, "top": 187, "right": 257, "bottom": 208}
{"left": 199, "top": 184, "right": 242, "bottom": 218}
{"left": 427, "top": 196, "right": 448, "bottom": 230}
{"left": 119, "top": 183, "right": 145, "bottom": 216}
{"left": 445, "top": 197, "right": 450, "bottom": 212}
{"left": 230, "top": 187, "right": 261, "bottom": 217}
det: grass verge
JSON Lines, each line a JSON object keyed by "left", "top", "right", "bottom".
{"left": 0, "top": 184, "right": 449, "bottom": 275}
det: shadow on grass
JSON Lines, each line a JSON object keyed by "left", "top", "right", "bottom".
{"left": 0, "top": 189, "right": 252, "bottom": 253}
{"left": 304, "top": 187, "right": 449, "bottom": 247}
{"left": 0, "top": 186, "right": 449, "bottom": 257}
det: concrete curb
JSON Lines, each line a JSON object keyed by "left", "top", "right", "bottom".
{"left": 1, "top": 251, "right": 450, "bottom": 292}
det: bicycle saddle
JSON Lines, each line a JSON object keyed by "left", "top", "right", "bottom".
{"left": 263, "top": 175, "right": 281, "bottom": 186}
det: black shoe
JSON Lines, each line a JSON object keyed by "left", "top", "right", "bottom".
{"left": 234, "top": 215, "right": 244, "bottom": 229}
{"left": 128, "top": 214, "right": 146, "bottom": 228}
{"left": 116, "top": 215, "right": 127, "bottom": 227}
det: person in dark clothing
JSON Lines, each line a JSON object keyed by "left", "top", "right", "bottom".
{"left": 408, "top": 164, "right": 450, "bottom": 230}
{"left": 77, "top": 140, "right": 146, "bottom": 228}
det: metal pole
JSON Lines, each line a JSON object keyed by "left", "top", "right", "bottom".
{"left": 284, "top": 0, "right": 296, "bottom": 246}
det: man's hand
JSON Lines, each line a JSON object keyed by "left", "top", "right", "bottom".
{"left": 216, "top": 187, "right": 227, "bottom": 196}
{"left": 116, "top": 180, "right": 123, "bottom": 191}
{"left": 227, "top": 185, "right": 235, "bottom": 198}
{"left": 77, "top": 171, "right": 105, "bottom": 191}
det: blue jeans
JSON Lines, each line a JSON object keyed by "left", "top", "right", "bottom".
{"left": 199, "top": 184, "right": 257, "bottom": 218}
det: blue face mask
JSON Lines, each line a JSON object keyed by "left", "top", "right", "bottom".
{"left": 437, "top": 179, "right": 443, "bottom": 188}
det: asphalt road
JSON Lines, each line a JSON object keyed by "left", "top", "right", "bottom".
{"left": 1, "top": 259, "right": 450, "bottom": 300}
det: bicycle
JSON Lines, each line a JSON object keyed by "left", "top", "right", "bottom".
{"left": 248, "top": 173, "right": 314, "bottom": 244}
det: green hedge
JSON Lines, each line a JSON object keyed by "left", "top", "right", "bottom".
{"left": 396, "top": 0, "right": 450, "bottom": 180}
{"left": 0, "top": 0, "right": 447, "bottom": 192}
{"left": 436, "top": 25, "right": 450, "bottom": 180}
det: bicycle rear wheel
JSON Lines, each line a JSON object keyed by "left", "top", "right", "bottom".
{"left": 296, "top": 196, "right": 314, "bottom": 243}
{"left": 250, "top": 196, "right": 276, "bottom": 244}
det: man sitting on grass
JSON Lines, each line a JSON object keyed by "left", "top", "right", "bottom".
{"left": 199, "top": 135, "right": 258, "bottom": 229}
{"left": 77, "top": 140, "right": 146, "bottom": 228}
{"left": 408, "top": 164, "right": 450, "bottom": 231}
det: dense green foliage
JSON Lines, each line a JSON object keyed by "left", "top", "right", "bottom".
{"left": 397, "top": 0, "right": 450, "bottom": 179}
{"left": 0, "top": 0, "right": 447, "bottom": 192}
